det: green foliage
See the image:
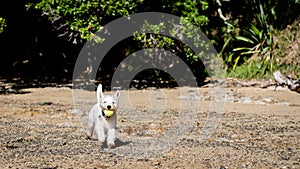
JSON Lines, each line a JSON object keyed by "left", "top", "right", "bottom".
{"left": 272, "top": 19, "right": 300, "bottom": 78}
{"left": 27, "top": 0, "right": 143, "bottom": 41}
{"left": 174, "top": 0, "right": 209, "bottom": 26}
{"left": 24, "top": 0, "right": 300, "bottom": 81}
{"left": 221, "top": 18, "right": 273, "bottom": 72}
{"left": 218, "top": 0, "right": 300, "bottom": 79}
{"left": 0, "top": 17, "right": 6, "bottom": 33}
{"left": 228, "top": 61, "right": 261, "bottom": 79}
{"left": 133, "top": 0, "right": 210, "bottom": 64}
{"left": 228, "top": 60, "right": 275, "bottom": 80}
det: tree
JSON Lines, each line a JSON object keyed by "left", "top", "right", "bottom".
{"left": 27, "top": 0, "right": 212, "bottom": 87}
{"left": 27, "top": 0, "right": 143, "bottom": 44}
{"left": 20, "top": 0, "right": 300, "bottom": 84}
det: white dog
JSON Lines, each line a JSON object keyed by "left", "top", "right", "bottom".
{"left": 87, "top": 84, "right": 120, "bottom": 147}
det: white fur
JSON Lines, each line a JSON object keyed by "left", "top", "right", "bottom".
{"left": 87, "top": 84, "right": 120, "bottom": 147}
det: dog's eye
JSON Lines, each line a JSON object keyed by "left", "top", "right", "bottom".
{"left": 112, "top": 102, "right": 115, "bottom": 104}
{"left": 103, "top": 101, "right": 107, "bottom": 103}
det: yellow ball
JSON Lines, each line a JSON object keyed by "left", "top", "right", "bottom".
{"left": 104, "top": 110, "right": 114, "bottom": 117}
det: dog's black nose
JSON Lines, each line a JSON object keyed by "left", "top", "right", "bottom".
{"left": 107, "top": 105, "right": 111, "bottom": 109}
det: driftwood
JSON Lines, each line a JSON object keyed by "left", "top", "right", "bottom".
{"left": 203, "top": 77, "right": 277, "bottom": 89}
{"left": 203, "top": 71, "right": 299, "bottom": 94}
{"left": 273, "top": 70, "right": 300, "bottom": 94}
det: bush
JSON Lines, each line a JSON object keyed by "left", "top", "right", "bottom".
{"left": 0, "top": 17, "right": 6, "bottom": 33}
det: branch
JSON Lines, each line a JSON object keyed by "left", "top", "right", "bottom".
{"left": 216, "top": 0, "right": 233, "bottom": 28}
{"left": 273, "top": 70, "right": 300, "bottom": 93}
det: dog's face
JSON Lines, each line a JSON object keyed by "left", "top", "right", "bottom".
{"left": 97, "top": 84, "right": 120, "bottom": 111}
{"left": 99, "top": 95, "right": 119, "bottom": 110}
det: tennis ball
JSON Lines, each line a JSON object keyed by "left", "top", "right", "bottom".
{"left": 104, "top": 110, "right": 114, "bottom": 117}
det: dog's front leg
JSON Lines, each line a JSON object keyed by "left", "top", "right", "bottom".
{"left": 107, "top": 128, "right": 116, "bottom": 148}
{"left": 94, "top": 122, "right": 105, "bottom": 145}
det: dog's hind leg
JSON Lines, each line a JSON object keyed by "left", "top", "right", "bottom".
{"left": 87, "top": 120, "right": 94, "bottom": 139}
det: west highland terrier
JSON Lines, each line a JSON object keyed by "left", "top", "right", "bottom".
{"left": 87, "top": 84, "right": 120, "bottom": 148}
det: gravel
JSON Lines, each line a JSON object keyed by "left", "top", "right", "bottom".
{"left": 0, "top": 87, "right": 299, "bottom": 168}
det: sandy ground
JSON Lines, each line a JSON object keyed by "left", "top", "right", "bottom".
{"left": 0, "top": 86, "right": 299, "bottom": 168}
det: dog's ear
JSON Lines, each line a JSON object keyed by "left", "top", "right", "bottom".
{"left": 97, "top": 84, "right": 104, "bottom": 101}
{"left": 114, "top": 90, "right": 120, "bottom": 100}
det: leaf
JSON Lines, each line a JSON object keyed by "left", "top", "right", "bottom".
{"left": 250, "top": 24, "right": 261, "bottom": 36}
{"left": 200, "top": 1, "right": 209, "bottom": 10}
{"left": 233, "top": 56, "right": 240, "bottom": 70}
{"left": 240, "top": 50, "right": 258, "bottom": 55}
{"left": 235, "top": 36, "right": 254, "bottom": 44}
{"left": 233, "top": 47, "right": 252, "bottom": 51}
{"left": 259, "top": 30, "right": 263, "bottom": 41}
{"left": 226, "top": 53, "right": 234, "bottom": 63}
{"left": 248, "top": 30, "right": 259, "bottom": 42}
{"left": 219, "top": 37, "right": 232, "bottom": 56}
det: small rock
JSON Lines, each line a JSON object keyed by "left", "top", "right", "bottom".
{"left": 37, "top": 101, "right": 53, "bottom": 106}
{"left": 220, "top": 165, "right": 227, "bottom": 169}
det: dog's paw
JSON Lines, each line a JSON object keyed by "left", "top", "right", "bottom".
{"left": 98, "top": 138, "right": 105, "bottom": 145}
{"left": 87, "top": 132, "right": 93, "bottom": 139}
{"left": 107, "top": 142, "right": 115, "bottom": 148}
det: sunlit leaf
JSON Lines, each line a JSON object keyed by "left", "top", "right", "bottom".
{"left": 250, "top": 24, "right": 261, "bottom": 36}
{"left": 233, "top": 56, "right": 240, "bottom": 70}
{"left": 235, "top": 36, "right": 254, "bottom": 44}
{"left": 233, "top": 47, "right": 252, "bottom": 51}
